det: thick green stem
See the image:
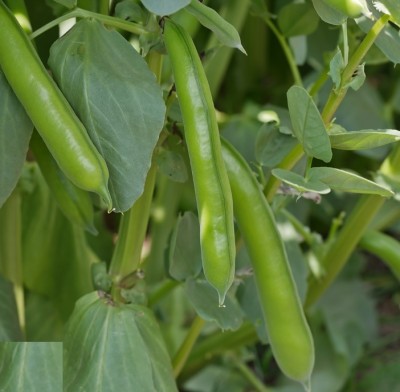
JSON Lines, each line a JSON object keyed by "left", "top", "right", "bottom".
{"left": 109, "top": 51, "right": 163, "bottom": 288}
{"left": 172, "top": 316, "right": 206, "bottom": 378}
{"left": 263, "top": 16, "right": 302, "bottom": 87}
{"left": 30, "top": 7, "right": 148, "bottom": 39}
{"left": 305, "top": 195, "right": 385, "bottom": 307}
{"left": 109, "top": 164, "right": 157, "bottom": 284}
{"left": 230, "top": 355, "right": 273, "bottom": 392}
{"left": 180, "top": 322, "right": 257, "bottom": 381}
{"left": 147, "top": 280, "right": 179, "bottom": 307}
{"left": 321, "top": 14, "right": 390, "bottom": 124}
{"left": 264, "top": 15, "right": 390, "bottom": 200}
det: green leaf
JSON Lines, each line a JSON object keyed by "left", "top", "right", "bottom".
{"left": 185, "top": 0, "right": 246, "bottom": 53}
{"left": 373, "top": 0, "right": 400, "bottom": 27}
{"left": 277, "top": 3, "right": 320, "bottom": 37}
{"left": 329, "top": 126, "right": 400, "bottom": 150}
{"left": 255, "top": 124, "right": 298, "bottom": 168}
{"left": 141, "top": 0, "right": 190, "bottom": 15}
{"left": 0, "top": 275, "right": 22, "bottom": 342}
{"left": 25, "top": 293, "right": 64, "bottom": 342}
{"left": 328, "top": 48, "right": 344, "bottom": 90}
{"left": 64, "top": 292, "right": 178, "bottom": 391}
{"left": 156, "top": 150, "right": 188, "bottom": 183}
{"left": 272, "top": 168, "right": 331, "bottom": 194}
{"left": 317, "top": 280, "right": 378, "bottom": 365}
{"left": 0, "top": 342, "right": 62, "bottom": 391}
{"left": 287, "top": 86, "right": 332, "bottom": 162}
{"left": 48, "top": 19, "right": 166, "bottom": 212}
{"left": 0, "top": 71, "right": 33, "bottom": 208}
{"left": 115, "top": 0, "right": 146, "bottom": 22}
{"left": 168, "top": 212, "right": 203, "bottom": 281}
{"left": 185, "top": 279, "right": 243, "bottom": 331}
{"left": 21, "top": 164, "right": 95, "bottom": 321}
{"left": 356, "top": 10, "right": 400, "bottom": 65}
{"left": 311, "top": 0, "right": 347, "bottom": 25}
{"left": 308, "top": 167, "right": 394, "bottom": 197}
{"left": 344, "top": 63, "right": 366, "bottom": 91}
{"left": 51, "top": 0, "right": 76, "bottom": 8}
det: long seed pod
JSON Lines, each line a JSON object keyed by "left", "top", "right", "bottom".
{"left": 0, "top": 1, "right": 112, "bottom": 209}
{"left": 163, "top": 19, "right": 235, "bottom": 305}
{"left": 221, "top": 138, "right": 315, "bottom": 383}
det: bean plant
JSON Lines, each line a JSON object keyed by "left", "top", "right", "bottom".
{"left": 0, "top": 0, "right": 400, "bottom": 391}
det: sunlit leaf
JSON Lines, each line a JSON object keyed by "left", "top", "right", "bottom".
{"left": 287, "top": 86, "right": 332, "bottom": 162}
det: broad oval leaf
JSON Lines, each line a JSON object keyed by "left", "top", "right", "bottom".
{"left": 168, "top": 212, "right": 202, "bottom": 281}
{"left": 308, "top": 167, "right": 394, "bottom": 197}
{"left": 272, "top": 168, "right": 331, "bottom": 194}
{"left": 0, "top": 342, "right": 62, "bottom": 391}
{"left": 49, "top": 20, "right": 166, "bottom": 212}
{"left": 356, "top": 10, "right": 400, "bottom": 65}
{"left": 277, "top": 3, "right": 320, "bottom": 37}
{"left": 141, "top": 0, "right": 190, "bottom": 15}
{"left": 185, "top": 0, "right": 246, "bottom": 53}
{"left": 255, "top": 124, "right": 298, "bottom": 168}
{"left": 329, "top": 126, "right": 400, "bottom": 150}
{"left": 311, "top": 0, "right": 347, "bottom": 25}
{"left": 64, "top": 292, "right": 178, "bottom": 392}
{"left": 373, "top": 0, "right": 400, "bottom": 27}
{"left": 185, "top": 278, "right": 243, "bottom": 331}
{"left": 0, "top": 275, "right": 22, "bottom": 341}
{"left": 287, "top": 85, "right": 332, "bottom": 162}
{"left": 0, "top": 71, "right": 33, "bottom": 208}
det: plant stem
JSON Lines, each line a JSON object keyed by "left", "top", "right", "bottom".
{"left": 30, "top": 7, "right": 148, "bottom": 39}
{"left": 305, "top": 195, "right": 385, "bottom": 308}
{"left": 109, "top": 164, "right": 157, "bottom": 284}
{"left": 180, "top": 322, "right": 258, "bottom": 381}
{"left": 230, "top": 355, "right": 273, "bottom": 392}
{"left": 109, "top": 51, "right": 163, "bottom": 290}
{"left": 281, "top": 209, "right": 314, "bottom": 246}
{"left": 264, "top": 15, "right": 390, "bottom": 200}
{"left": 172, "top": 316, "right": 206, "bottom": 378}
{"left": 263, "top": 16, "right": 303, "bottom": 87}
{"left": 264, "top": 144, "right": 303, "bottom": 201}
{"left": 147, "top": 280, "right": 179, "bottom": 306}
{"left": 321, "top": 14, "right": 390, "bottom": 124}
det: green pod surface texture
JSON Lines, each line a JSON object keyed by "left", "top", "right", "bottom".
{"left": 221, "top": 138, "right": 315, "bottom": 382}
{"left": 0, "top": 1, "right": 111, "bottom": 209}
{"left": 30, "top": 131, "right": 97, "bottom": 234}
{"left": 164, "top": 19, "right": 235, "bottom": 305}
{"left": 322, "top": 0, "right": 364, "bottom": 17}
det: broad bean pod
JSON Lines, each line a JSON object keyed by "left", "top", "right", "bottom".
{"left": 163, "top": 19, "right": 235, "bottom": 305}
{"left": 0, "top": 1, "right": 112, "bottom": 209}
{"left": 221, "top": 138, "right": 315, "bottom": 383}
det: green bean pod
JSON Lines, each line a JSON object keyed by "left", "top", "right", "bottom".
{"left": 221, "top": 138, "right": 314, "bottom": 383}
{"left": 0, "top": 1, "right": 112, "bottom": 209}
{"left": 359, "top": 230, "right": 400, "bottom": 281}
{"left": 30, "top": 131, "right": 97, "bottom": 235}
{"left": 163, "top": 19, "right": 235, "bottom": 305}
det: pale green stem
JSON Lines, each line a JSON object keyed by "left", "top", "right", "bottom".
{"left": 172, "top": 316, "right": 206, "bottom": 378}
{"left": 265, "top": 15, "right": 390, "bottom": 201}
{"left": 30, "top": 7, "right": 148, "bottom": 39}
{"left": 263, "top": 16, "right": 303, "bottom": 87}
{"left": 230, "top": 355, "right": 274, "bottom": 392}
